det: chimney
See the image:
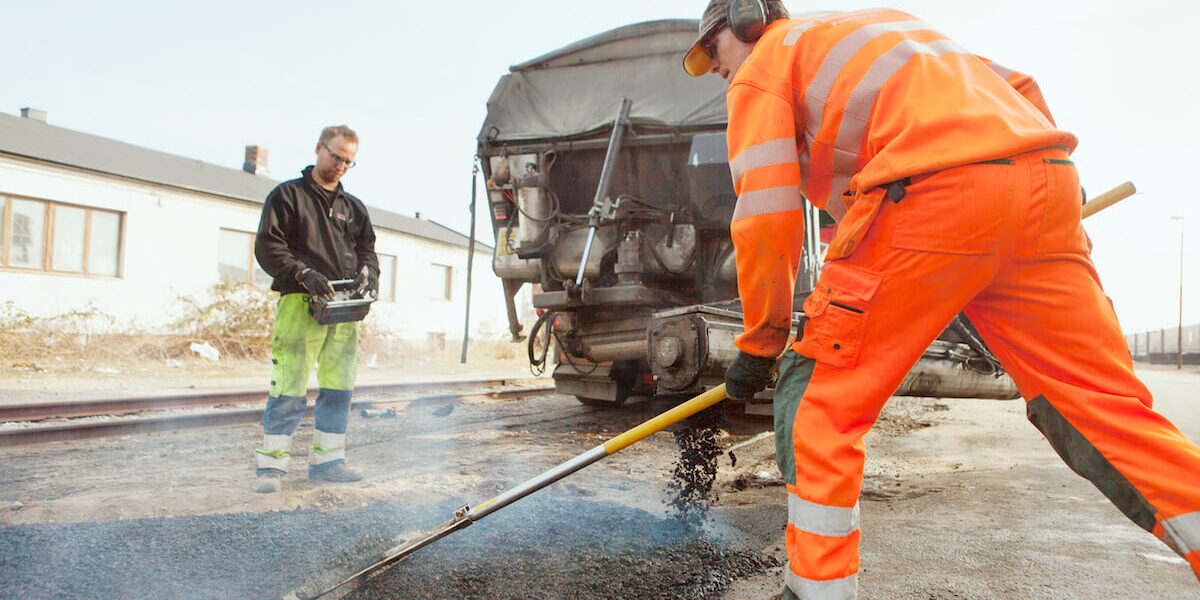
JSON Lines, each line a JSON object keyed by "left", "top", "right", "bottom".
{"left": 243, "top": 145, "right": 269, "bottom": 176}
{"left": 415, "top": 212, "right": 422, "bottom": 220}
{"left": 20, "top": 107, "right": 46, "bottom": 122}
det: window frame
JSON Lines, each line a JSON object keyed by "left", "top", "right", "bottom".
{"left": 218, "top": 227, "right": 271, "bottom": 287}
{"left": 49, "top": 203, "right": 89, "bottom": 274}
{"left": 431, "top": 262, "right": 453, "bottom": 301}
{"left": 1, "top": 196, "right": 9, "bottom": 268}
{"left": 0, "top": 194, "right": 124, "bottom": 278}
{"left": 376, "top": 253, "right": 397, "bottom": 303}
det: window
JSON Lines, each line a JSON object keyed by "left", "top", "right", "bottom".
{"left": 52, "top": 205, "right": 86, "bottom": 272}
{"left": 218, "top": 228, "right": 271, "bottom": 286}
{"left": 0, "top": 197, "right": 5, "bottom": 264}
{"left": 1, "top": 196, "right": 122, "bottom": 276}
{"left": 88, "top": 211, "right": 121, "bottom": 277}
{"left": 431, "top": 263, "right": 452, "bottom": 301}
{"left": 10, "top": 199, "right": 45, "bottom": 268}
{"left": 377, "top": 254, "right": 396, "bottom": 302}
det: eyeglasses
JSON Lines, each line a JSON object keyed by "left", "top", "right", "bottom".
{"left": 700, "top": 23, "right": 726, "bottom": 59}
{"left": 321, "top": 142, "right": 357, "bottom": 169}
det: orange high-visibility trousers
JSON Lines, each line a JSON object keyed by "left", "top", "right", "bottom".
{"left": 775, "top": 147, "right": 1200, "bottom": 599}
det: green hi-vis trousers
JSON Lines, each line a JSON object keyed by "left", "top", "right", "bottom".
{"left": 256, "top": 293, "right": 359, "bottom": 475}
{"left": 268, "top": 293, "right": 359, "bottom": 400}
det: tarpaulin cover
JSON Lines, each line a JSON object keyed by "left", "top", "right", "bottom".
{"left": 477, "top": 20, "right": 730, "bottom": 144}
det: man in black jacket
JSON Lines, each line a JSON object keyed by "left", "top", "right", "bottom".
{"left": 252, "top": 125, "right": 379, "bottom": 494}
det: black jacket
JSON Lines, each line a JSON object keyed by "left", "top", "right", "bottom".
{"left": 255, "top": 166, "right": 379, "bottom": 295}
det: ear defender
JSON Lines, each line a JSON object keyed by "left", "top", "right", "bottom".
{"left": 728, "top": 0, "right": 768, "bottom": 42}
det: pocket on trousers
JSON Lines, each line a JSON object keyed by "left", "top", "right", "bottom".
{"left": 890, "top": 165, "right": 1011, "bottom": 255}
{"left": 795, "top": 261, "right": 880, "bottom": 369}
{"left": 1037, "top": 160, "right": 1089, "bottom": 254}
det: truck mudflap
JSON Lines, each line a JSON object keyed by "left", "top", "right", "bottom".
{"left": 554, "top": 360, "right": 650, "bottom": 406}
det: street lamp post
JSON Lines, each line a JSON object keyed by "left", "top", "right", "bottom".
{"left": 1171, "top": 216, "right": 1185, "bottom": 369}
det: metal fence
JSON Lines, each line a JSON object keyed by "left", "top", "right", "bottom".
{"left": 1126, "top": 324, "right": 1200, "bottom": 364}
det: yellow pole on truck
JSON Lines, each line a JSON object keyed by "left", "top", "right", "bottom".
{"left": 299, "top": 384, "right": 729, "bottom": 600}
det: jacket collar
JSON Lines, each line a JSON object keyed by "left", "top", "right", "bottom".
{"left": 301, "top": 165, "right": 343, "bottom": 198}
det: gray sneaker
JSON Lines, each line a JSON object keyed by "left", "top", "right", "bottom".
{"left": 255, "top": 471, "right": 282, "bottom": 494}
{"left": 308, "top": 462, "right": 363, "bottom": 483}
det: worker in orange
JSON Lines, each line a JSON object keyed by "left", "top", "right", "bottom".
{"left": 683, "top": 1, "right": 1200, "bottom": 597}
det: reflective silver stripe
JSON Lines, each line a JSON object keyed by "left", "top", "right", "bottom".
{"left": 797, "top": 123, "right": 814, "bottom": 197}
{"left": 823, "top": 36, "right": 965, "bottom": 200}
{"left": 786, "top": 569, "right": 857, "bottom": 600}
{"left": 988, "top": 61, "right": 1015, "bottom": 80}
{"left": 825, "top": 142, "right": 860, "bottom": 220}
{"left": 310, "top": 430, "right": 346, "bottom": 465}
{"left": 789, "top": 494, "right": 860, "bottom": 537}
{"left": 733, "top": 185, "right": 804, "bottom": 221}
{"left": 805, "top": 20, "right": 931, "bottom": 142}
{"left": 825, "top": 180, "right": 851, "bottom": 221}
{"left": 1162, "top": 511, "right": 1200, "bottom": 555}
{"left": 730, "top": 137, "right": 799, "bottom": 183}
{"left": 839, "top": 37, "right": 965, "bottom": 142}
{"left": 784, "top": 21, "right": 823, "bottom": 46}
{"left": 256, "top": 434, "right": 292, "bottom": 471}
{"left": 263, "top": 434, "right": 291, "bottom": 450}
{"left": 257, "top": 454, "right": 290, "bottom": 471}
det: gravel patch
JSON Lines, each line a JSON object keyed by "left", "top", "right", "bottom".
{"left": 343, "top": 497, "right": 780, "bottom": 600}
{"left": 1, "top": 496, "right": 779, "bottom": 600}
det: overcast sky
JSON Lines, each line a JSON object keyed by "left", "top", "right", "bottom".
{"left": 3, "top": 1, "right": 1196, "bottom": 333}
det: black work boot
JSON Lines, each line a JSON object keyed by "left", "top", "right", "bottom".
{"left": 308, "top": 462, "right": 363, "bottom": 483}
{"left": 255, "top": 471, "right": 283, "bottom": 494}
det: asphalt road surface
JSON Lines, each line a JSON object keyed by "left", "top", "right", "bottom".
{"left": 1, "top": 365, "right": 1198, "bottom": 599}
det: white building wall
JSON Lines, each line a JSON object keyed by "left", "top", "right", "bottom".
{"left": 369, "top": 230, "right": 531, "bottom": 342}
{"left": 0, "top": 155, "right": 530, "bottom": 341}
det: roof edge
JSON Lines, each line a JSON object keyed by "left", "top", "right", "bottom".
{"left": 0, "top": 150, "right": 482, "bottom": 249}
{"left": 426, "top": 218, "right": 493, "bottom": 251}
{"left": 0, "top": 150, "right": 265, "bottom": 205}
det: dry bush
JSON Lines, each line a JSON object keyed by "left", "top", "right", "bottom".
{"left": 0, "top": 301, "right": 135, "bottom": 365}
{"left": 1, "top": 285, "right": 526, "bottom": 372}
{"left": 169, "top": 282, "right": 275, "bottom": 360}
{"left": 0, "top": 284, "right": 275, "bottom": 367}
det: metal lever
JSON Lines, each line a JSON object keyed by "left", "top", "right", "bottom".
{"left": 575, "top": 97, "right": 632, "bottom": 286}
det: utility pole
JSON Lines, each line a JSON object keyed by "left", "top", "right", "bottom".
{"left": 1171, "top": 216, "right": 1185, "bottom": 369}
{"left": 461, "top": 159, "right": 479, "bottom": 364}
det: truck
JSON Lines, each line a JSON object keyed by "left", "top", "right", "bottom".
{"left": 476, "top": 19, "right": 1017, "bottom": 407}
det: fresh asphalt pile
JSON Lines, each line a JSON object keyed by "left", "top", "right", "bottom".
{"left": 343, "top": 497, "right": 780, "bottom": 600}
{"left": 1, "top": 494, "right": 780, "bottom": 600}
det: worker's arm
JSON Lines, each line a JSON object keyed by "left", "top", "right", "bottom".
{"left": 254, "top": 186, "right": 308, "bottom": 280}
{"left": 725, "top": 79, "right": 807, "bottom": 358}
{"left": 977, "top": 56, "right": 1056, "bottom": 125}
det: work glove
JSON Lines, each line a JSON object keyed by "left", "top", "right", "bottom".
{"left": 296, "top": 268, "right": 335, "bottom": 300}
{"left": 724, "top": 351, "right": 776, "bottom": 400}
{"left": 352, "top": 265, "right": 379, "bottom": 298}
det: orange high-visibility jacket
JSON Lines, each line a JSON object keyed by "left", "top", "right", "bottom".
{"left": 727, "top": 9, "right": 1077, "bottom": 357}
